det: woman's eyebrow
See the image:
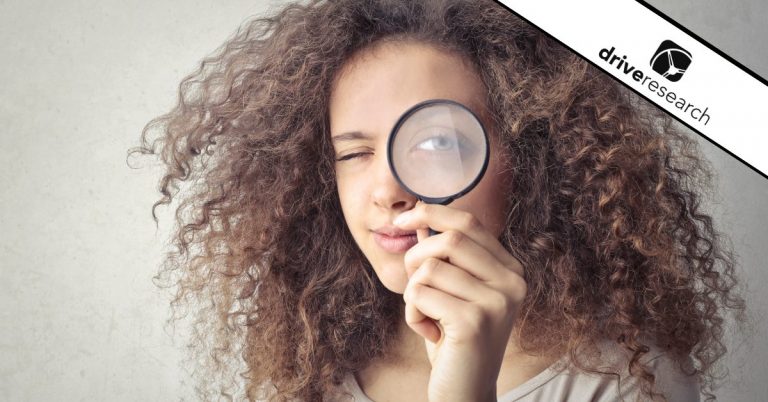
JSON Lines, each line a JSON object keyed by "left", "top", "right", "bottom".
{"left": 331, "top": 131, "right": 373, "bottom": 143}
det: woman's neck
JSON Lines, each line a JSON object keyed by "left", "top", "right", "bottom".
{"left": 358, "top": 314, "right": 565, "bottom": 400}
{"left": 388, "top": 313, "right": 531, "bottom": 365}
{"left": 380, "top": 316, "right": 432, "bottom": 368}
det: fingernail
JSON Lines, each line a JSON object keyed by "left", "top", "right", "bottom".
{"left": 393, "top": 212, "right": 410, "bottom": 226}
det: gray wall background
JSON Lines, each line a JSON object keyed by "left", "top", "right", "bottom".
{"left": 0, "top": 0, "right": 765, "bottom": 401}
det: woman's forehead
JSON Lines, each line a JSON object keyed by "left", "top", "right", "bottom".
{"left": 329, "top": 40, "right": 489, "bottom": 134}
{"left": 332, "top": 39, "right": 481, "bottom": 92}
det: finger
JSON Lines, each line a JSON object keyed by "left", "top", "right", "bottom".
{"left": 416, "top": 227, "right": 429, "bottom": 243}
{"left": 409, "top": 257, "right": 525, "bottom": 328}
{"left": 404, "top": 272, "right": 428, "bottom": 324}
{"left": 408, "top": 257, "right": 490, "bottom": 303}
{"left": 404, "top": 229, "right": 511, "bottom": 284}
{"left": 404, "top": 277, "right": 441, "bottom": 343}
{"left": 404, "top": 295, "right": 441, "bottom": 344}
{"left": 395, "top": 202, "right": 522, "bottom": 276}
{"left": 404, "top": 282, "right": 466, "bottom": 339}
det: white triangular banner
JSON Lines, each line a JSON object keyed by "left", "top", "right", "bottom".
{"left": 499, "top": 0, "right": 768, "bottom": 179}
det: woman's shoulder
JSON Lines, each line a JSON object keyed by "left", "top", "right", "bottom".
{"left": 332, "top": 339, "right": 701, "bottom": 402}
{"left": 561, "top": 338, "right": 702, "bottom": 402}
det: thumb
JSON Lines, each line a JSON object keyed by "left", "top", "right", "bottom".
{"left": 416, "top": 227, "right": 430, "bottom": 242}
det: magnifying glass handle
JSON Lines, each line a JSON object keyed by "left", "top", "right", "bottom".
{"left": 428, "top": 228, "right": 440, "bottom": 237}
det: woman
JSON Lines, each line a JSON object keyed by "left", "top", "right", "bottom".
{"left": 129, "top": 0, "right": 746, "bottom": 401}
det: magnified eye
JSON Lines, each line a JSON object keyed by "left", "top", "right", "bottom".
{"left": 415, "top": 133, "right": 459, "bottom": 151}
{"left": 409, "top": 127, "right": 470, "bottom": 156}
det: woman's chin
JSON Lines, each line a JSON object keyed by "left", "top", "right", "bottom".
{"left": 373, "top": 261, "right": 409, "bottom": 294}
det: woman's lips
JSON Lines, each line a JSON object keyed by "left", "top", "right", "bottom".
{"left": 373, "top": 232, "right": 418, "bottom": 253}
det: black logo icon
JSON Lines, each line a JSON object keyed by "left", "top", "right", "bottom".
{"left": 650, "top": 40, "right": 692, "bottom": 82}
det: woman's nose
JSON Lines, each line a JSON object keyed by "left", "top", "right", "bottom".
{"left": 371, "top": 152, "right": 416, "bottom": 211}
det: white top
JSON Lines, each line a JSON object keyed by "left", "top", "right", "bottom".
{"left": 338, "top": 341, "right": 701, "bottom": 402}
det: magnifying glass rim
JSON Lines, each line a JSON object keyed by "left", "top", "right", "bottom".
{"left": 387, "top": 98, "right": 491, "bottom": 205}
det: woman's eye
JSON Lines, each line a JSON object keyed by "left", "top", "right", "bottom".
{"left": 414, "top": 135, "right": 458, "bottom": 151}
{"left": 411, "top": 129, "right": 471, "bottom": 155}
{"left": 336, "top": 152, "right": 371, "bottom": 162}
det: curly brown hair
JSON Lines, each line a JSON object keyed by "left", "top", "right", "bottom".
{"left": 127, "top": 0, "right": 748, "bottom": 401}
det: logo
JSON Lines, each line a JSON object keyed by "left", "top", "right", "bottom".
{"left": 598, "top": 45, "right": 711, "bottom": 126}
{"left": 650, "top": 40, "right": 692, "bottom": 82}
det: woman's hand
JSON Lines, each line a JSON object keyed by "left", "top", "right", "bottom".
{"left": 393, "top": 202, "right": 527, "bottom": 402}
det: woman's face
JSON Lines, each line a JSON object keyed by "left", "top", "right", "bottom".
{"left": 329, "top": 40, "right": 510, "bottom": 294}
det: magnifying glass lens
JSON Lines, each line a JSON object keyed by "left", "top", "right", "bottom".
{"left": 390, "top": 101, "right": 488, "bottom": 200}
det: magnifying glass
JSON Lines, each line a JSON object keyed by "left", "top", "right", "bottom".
{"left": 387, "top": 99, "right": 490, "bottom": 237}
